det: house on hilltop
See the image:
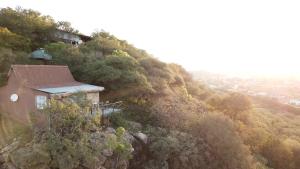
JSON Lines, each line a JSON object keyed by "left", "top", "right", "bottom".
{"left": 0, "top": 65, "right": 104, "bottom": 123}
{"left": 54, "top": 29, "right": 92, "bottom": 45}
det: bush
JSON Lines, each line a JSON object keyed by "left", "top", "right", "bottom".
{"left": 192, "top": 113, "right": 255, "bottom": 169}
{"left": 0, "top": 7, "right": 56, "bottom": 49}
{"left": 2, "top": 100, "right": 133, "bottom": 169}
{"left": 0, "top": 27, "right": 31, "bottom": 52}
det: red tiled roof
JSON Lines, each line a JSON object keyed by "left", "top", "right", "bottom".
{"left": 10, "top": 65, "right": 82, "bottom": 88}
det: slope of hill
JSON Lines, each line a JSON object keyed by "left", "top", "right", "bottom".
{"left": 0, "top": 7, "right": 299, "bottom": 169}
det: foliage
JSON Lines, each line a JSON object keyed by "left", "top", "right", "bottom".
{"left": 84, "top": 54, "right": 151, "bottom": 91}
{"left": 222, "top": 93, "right": 252, "bottom": 113}
{"left": 112, "top": 49, "right": 131, "bottom": 57}
{"left": 90, "top": 31, "right": 148, "bottom": 60}
{"left": 0, "top": 27, "right": 31, "bottom": 52}
{"left": 56, "top": 21, "right": 79, "bottom": 33}
{"left": 0, "top": 48, "right": 30, "bottom": 73}
{"left": 109, "top": 112, "right": 130, "bottom": 129}
{"left": 2, "top": 100, "right": 133, "bottom": 169}
{"left": 242, "top": 106, "right": 300, "bottom": 169}
{"left": 137, "top": 113, "right": 256, "bottom": 169}
{"left": 261, "top": 137, "right": 295, "bottom": 169}
{"left": 207, "top": 92, "right": 252, "bottom": 121}
{"left": 192, "top": 113, "right": 255, "bottom": 169}
{"left": 44, "top": 42, "right": 153, "bottom": 95}
{"left": 1, "top": 7, "right": 299, "bottom": 169}
{"left": 0, "top": 7, "right": 56, "bottom": 50}
{"left": 106, "top": 127, "right": 133, "bottom": 160}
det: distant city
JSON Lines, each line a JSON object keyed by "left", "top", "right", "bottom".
{"left": 192, "top": 71, "right": 300, "bottom": 106}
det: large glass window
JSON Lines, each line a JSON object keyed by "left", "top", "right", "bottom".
{"left": 36, "top": 95, "right": 47, "bottom": 109}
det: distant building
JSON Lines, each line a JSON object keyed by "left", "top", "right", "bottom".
{"left": 0, "top": 65, "right": 104, "bottom": 123}
{"left": 289, "top": 99, "right": 300, "bottom": 106}
{"left": 254, "top": 92, "right": 267, "bottom": 96}
{"left": 54, "top": 29, "right": 92, "bottom": 45}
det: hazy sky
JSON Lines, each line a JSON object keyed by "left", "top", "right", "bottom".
{"left": 1, "top": 0, "right": 300, "bottom": 76}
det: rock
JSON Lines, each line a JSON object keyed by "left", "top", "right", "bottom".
{"left": 135, "top": 132, "right": 148, "bottom": 144}
{"left": 105, "top": 127, "right": 116, "bottom": 134}
{"left": 102, "top": 149, "right": 113, "bottom": 157}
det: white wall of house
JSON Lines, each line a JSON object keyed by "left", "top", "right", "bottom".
{"left": 87, "top": 92, "right": 99, "bottom": 104}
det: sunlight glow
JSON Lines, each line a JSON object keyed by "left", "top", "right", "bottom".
{"left": 1, "top": 0, "right": 300, "bottom": 77}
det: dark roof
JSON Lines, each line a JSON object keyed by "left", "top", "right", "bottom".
{"left": 10, "top": 65, "right": 82, "bottom": 88}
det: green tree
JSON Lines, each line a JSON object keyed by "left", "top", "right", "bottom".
{"left": 84, "top": 54, "right": 151, "bottom": 91}
{"left": 0, "top": 7, "right": 56, "bottom": 49}
{"left": 56, "top": 21, "right": 78, "bottom": 33}
{"left": 0, "top": 27, "right": 31, "bottom": 52}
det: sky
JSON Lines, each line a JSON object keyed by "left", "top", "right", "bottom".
{"left": 1, "top": 0, "right": 300, "bottom": 77}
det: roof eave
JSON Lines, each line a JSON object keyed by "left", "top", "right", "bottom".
{"left": 34, "top": 85, "right": 105, "bottom": 95}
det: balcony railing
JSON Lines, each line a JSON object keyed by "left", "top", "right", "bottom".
{"left": 91, "top": 101, "right": 123, "bottom": 117}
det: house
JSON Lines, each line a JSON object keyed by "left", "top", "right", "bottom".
{"left": 289, "top": 99, "right": 300, "bottom": 106}
{"left": 54, "top": 29, "right": 92, "bottom": 45}
{"left": 0, "top": 65, "right": 104, "bottom": 123}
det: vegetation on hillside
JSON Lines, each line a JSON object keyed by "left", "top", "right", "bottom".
{"left": 1, "top": 100, "right": 133, "bottom": 169}
{"left": 0, "top": 7, "right": 299, "bottom": 169}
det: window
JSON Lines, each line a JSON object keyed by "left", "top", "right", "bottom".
{"left": 36, "top": 95, "right": 47, "bottom": 109}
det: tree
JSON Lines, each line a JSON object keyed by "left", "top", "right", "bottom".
{"left": 45, "top": 42, "right": 91, "bottom": 80}
{"left": 261, "top": 138, "right": 295, "bottom": 169}
{"left": 0, "top": 27, "right": 31, "bottom": 52}
{"left": 208, "top": 93, "right": 252, "bottom": 120}
{"left": 56, "top": 21, "right": 78, "bottom": 33}
{"left": 89, "top": 31, "right": 122, "bottom": 55}
{"left": 0, "top": 7, "right": 56, "bottom": 49}
{"left": 193, "top": 113, "right": 255, "bottom": 169}
{"left": 222, "top": 93, "right": 251, "bottom": 113}
{"left": 84, "top": 54, "right": 151, "bottom": 91}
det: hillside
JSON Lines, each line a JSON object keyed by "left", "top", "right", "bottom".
{"left": 0, "top": 7, "right": 300, "bottom": 169}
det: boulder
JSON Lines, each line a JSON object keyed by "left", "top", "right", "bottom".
{"left": 134, "top": 132, "right": 148, "bottom": 144}
{"left": 105, "top": 127, "right": 116, "bottom": 134}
